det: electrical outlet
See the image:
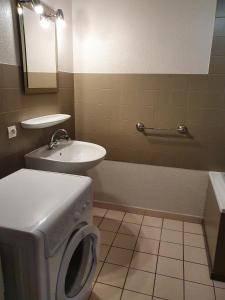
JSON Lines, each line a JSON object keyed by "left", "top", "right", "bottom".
{"left": 8, "top": 125, "right": 17, "bottom": 139}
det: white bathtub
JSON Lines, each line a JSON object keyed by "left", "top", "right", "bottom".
{"left": 209, "top": 172, "right": 225, "bottom": 213}
{"left": 204, "top": 172, "right": 225, "bottom": 282}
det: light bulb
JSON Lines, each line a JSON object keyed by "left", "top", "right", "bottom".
{"left": 40, "top": 16, "right": 49, "bottom": 29}
{"left": 34, "top": 4, "right": 44, "bottom": 15}
{"left": 17, "top": 6, "right": 23, "bottom": 15}
{"left": 56, "top": 9, "right": 65, "bottom": 28}
{"left": 57, "top": 18, "right": 65, "bottom": 28}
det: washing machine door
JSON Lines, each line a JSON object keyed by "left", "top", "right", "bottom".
{"left": 56, "top": 224, "right": 99, "bottom": 300}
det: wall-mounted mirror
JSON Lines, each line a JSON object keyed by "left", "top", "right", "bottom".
{"left": 18, "top": 2, "right": 58, "bottom": 94}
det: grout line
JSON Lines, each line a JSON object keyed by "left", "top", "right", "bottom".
{"left": 183, "top": 220, "right": 185, "bottom": 300}
{"left": 93, "top": 212, "right": 126, "bottom": 294}
{"left": 88, "top": 208, "right": 110, "bottom": 299}
{"left": 92, "top": 209, "right": 213, "bottom": 299}
{"left": 118, "top": 212, "right": 145, "bottom": 300}
{"left": 152, "top": 217, "right": 164, "bottom": 298}
{"left": 100, "top": 228, "right": 206, "bottom": 249}
{"left": 103, "top": 244, "right": 209, "bottom": 266}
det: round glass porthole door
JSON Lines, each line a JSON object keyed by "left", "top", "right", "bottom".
{"left": 57, "top": 225, "right": 99, "bottom": 300}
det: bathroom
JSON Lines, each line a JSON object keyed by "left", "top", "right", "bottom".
{"left": 0, "top": 0, "right": 225, "bottom": 299}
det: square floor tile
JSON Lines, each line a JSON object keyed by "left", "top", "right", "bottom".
{"left": 184, "top": 222, "right": 203, "bottom": 235}
{"left": 185, "top": 281, "right": 215, "bottom": 300}
{"left": 157, "top": 256, "right": 183, "bottom": 279}
{"left": 93, "top": 261, "right": 103, "bottom": 282}
{"left": 123, "top": 213, "right": 143, "bottom": 224}
{"left": 93, "top": 216, "right": 102, "bottom": 227}
{"left": 100, "top": 219, "right": 121, "bottom": 232}
{"left": 106, "top": 247, "right": 133, "bottom": 267}
{"left": 143, "top": 216, "right": 163, "bottom": 228}
{"left": 113, "top": 233, "right": 137, "bottom": 250}
{"left": 184, "top": 233, "right": 205, "bottom": 248}
{"left": 121, "top": 290, "right": 152, "bottom": 300}
{"left": 184, "top": 245, "right": 208, "bottom": 265}
{"left": 100, "top": 245, "right": 110, "bottom": 261}
{"left": 154, "top": 274, "right": 183, "bottom": 300}
{"left": 105, "top": 210, "right": 125, "bottom": 221}
{"left": 159, "top": 241, "right": 183, "bottom": 260}
{"left": 215, "top": 288, "right": 225, "bottom": 300}
{"left": 119, "top": 222, "right": 140, "bottom": 236}
{"left": 125, "top": 268, "right": 155, "bottom": 295}
{"left": 93, "top": 207, "right": 107, "bottom": 217}
{"left": 100, "top": 230, "right": 116, "bottom": 245}
{"left": 131, "top": 251, "right": 157, "bottom": 272}
{"left": 97, "top": 263, "right": 128, "bottom": 288}
{"left": 161, "top": 229, "right": 183, "bottom": 244}
{"left": 135, "top": 237, "right": 159, "bottom": 255}
{"left": 214, "top": 280, "right": 225, "bottom": 289}
{"left": 140, "top": 225, "right": 161, "bottom": 240}
{"left": 90, "top": 283, "right": 122, "bottom": 300}
{"left": 184, "top": 261, "right": 213, "bottom": 286}
{"left": 163, "top": 219, "right": 183, "bottom": 231}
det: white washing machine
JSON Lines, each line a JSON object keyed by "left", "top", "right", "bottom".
{"left": 0, "top": 169, "right": 99, "bottom": 300}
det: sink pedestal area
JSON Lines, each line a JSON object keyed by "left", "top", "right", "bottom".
{"left": 25, "top": 140, "right": 106, "bottom": 174}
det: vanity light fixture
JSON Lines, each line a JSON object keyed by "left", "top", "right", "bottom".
{"left": 18, "top": 1, "right": 65, "bottom": 28}
{"left": 31, "top": 0, "right": 44, "bottom": 15}
{"left": 56, "top": 9, "right": 65, "bottom": 27}
{"left": 17, "top": 4, "right": 23, "bottom": 15}
{"left": 18, "top": 0, "right": 44, "bottom": 15}
{"left": 40, "top": 15, "right": 50, "bottom": 29}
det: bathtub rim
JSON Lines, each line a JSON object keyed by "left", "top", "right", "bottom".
{"left": 209, "top": 171, "right": 225, "bottom": 213}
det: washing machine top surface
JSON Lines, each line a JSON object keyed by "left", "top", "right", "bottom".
{"left": 0, "top": 169, "right": 91, "bottom": 232}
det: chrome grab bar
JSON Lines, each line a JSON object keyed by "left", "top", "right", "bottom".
{"left": 136, "top": 122, "right": 188, "bottom": 135}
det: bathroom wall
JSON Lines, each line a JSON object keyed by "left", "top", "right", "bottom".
{"left": 74, "top": 0, "right": 225, "bottom": 172}
{"left": 74, "top": 0, "right": 225, "bottom": 217}
{"left": 0, "top": 0, "right": 75, "bottom": 178}
{"left": 73, "top": 0, "right": 216, "bottom": 74}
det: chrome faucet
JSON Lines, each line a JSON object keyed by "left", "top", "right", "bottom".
{"left": 48, "top": 129, "right": 70, "bottom": 149}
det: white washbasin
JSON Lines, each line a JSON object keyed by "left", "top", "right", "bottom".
{"left": 25, "top": 140, "right": 106, "bottom": 174}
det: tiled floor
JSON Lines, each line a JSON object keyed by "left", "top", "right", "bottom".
{"left": 90, "top": 207, "right": 225, "bottom": 300}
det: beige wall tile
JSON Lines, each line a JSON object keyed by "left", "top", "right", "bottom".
{"left": 75, "top": 71, "right": 225, "bottom": 171}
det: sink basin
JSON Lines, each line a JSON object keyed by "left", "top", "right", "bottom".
{"left": 25, "top": 140, "right": 106, "bottom": 174}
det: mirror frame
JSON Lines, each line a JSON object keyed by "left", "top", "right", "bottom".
{"left": 18, "top": 2, "right": 59, "bottom": 94}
